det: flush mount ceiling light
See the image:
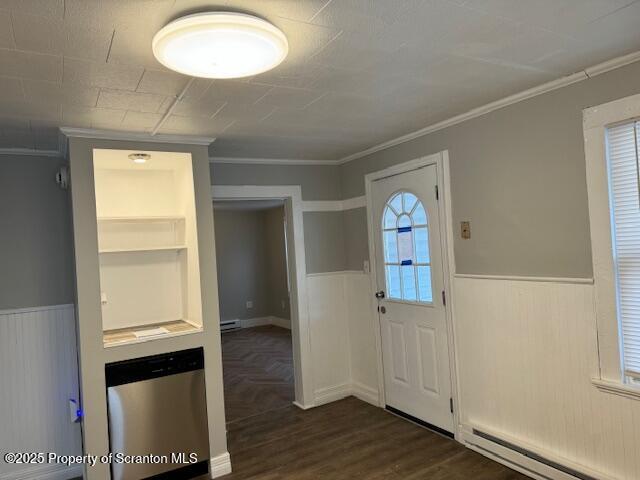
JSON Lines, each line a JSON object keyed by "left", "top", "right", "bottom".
{"left": 152, "top": 12, "right": 289, "bottom": 79}
{"left": 128, "top": 153, "right": 151, "bottom": 164}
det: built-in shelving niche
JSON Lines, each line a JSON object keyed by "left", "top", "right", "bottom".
{"left": 93, "top": 150, "right": 203, "bottom": 347}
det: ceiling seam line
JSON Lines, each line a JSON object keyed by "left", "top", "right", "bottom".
{"left": 151, "top": 77, "right": 195, "bottom": 136}
{"left": 105, "top": 30, "right": 116, "bottom": 63}
{"left": 309, "top": 0, "right": 334, "bottom": 23}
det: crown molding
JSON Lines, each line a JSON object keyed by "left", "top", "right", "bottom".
{"left": 210, "top": 156, "right": 341, "bottom": 166}
{"left": 0, "top": 148, "right": 62, "bottom": 158}
{"left": 59, "top": 127, "right": 216, "bottom": 146}
{"left": 339, "top": 49, "right": 640, "bottom": 165}
{"left": 584, "top": 49, "right": 640, "bottom": 77}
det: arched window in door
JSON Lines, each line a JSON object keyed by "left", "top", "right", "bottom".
{"left": 381, "top": 191, "right": 432, "bottom": 303}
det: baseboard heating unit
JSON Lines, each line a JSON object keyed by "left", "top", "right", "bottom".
{"left": 472, "top": 429, "right": 596, "bottom": 480}
{"left": 220, "top": 320, "right": 240, "bottom": 332}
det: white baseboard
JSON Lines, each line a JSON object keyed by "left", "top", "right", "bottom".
{"left": 293, "top": 400, "right": 315, "bottom": 410}
{"left": 269, "top": 316, "right": 291, "bottom": 329}
{"left": 0, "top": 464, "right": 82, "bottom": 480}
{"left": 314, "top": 383, "right": 352, "bottom": 406}
{"left": 224, "top": 316, "right": 291, "bottom": 330}
{"left": 210, "top": 452, "right": 232, "bottom": 478}
{"left": 351, "top": 381, "right": 380, "bottom": 406}
{"left": 313, "top": 381, "right": 379, "bottom": 408}
{"left": 238, "top": 317, "right": 272, "bottom": 329}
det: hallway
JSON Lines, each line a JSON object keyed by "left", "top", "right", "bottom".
{"left": 222, "top": 325, "right": 295, "bottom": 423}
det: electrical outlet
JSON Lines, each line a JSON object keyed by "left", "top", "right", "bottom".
{"left": 461, "top": 221, "right": 471, "bottom": 239}
{"left": 363, "top": 260, "right": 370, "bottom": 274}
{"left": 246, "top": 300, "right": 253, "bottom": 309}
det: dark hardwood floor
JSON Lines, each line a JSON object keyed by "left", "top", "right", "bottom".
{"left": 221, "top": 325, "right": 295, "bottom": 423}
{"left": 224, "top": 397, "right": 526, "bottom": 479}
{"left": 221, "top": 326, "right": 527, "bottom": 479}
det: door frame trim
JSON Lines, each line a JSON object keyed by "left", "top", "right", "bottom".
{"left": 364, "top": 151, "right": 461, "bottom": 440}
{"left": 211, "top": 185, "right": 314, "bottom": 409}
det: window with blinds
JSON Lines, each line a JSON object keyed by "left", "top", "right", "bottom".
{"left": 606, "top": 120, "right": 640, "bottom": 380}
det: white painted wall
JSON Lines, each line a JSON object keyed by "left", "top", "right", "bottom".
{"left": 307, "top": 273, "right": 352, "bottom": 404}
{"left": 344, "top": 272, "right": 379, "bottom": 403}
{"left": 307, "top": 271, "right": 379, "bottom": 406}
{"left": 454, "top": 276, "right": 640, "bottom": 480}
{"left": 0, "top": 305, "right": 82, "bottom": 480}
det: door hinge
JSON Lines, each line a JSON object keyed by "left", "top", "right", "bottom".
{"left": 450, "top": 397, "right": 454, "bottom": 414}
{"left": 435, "top": 184, "right": 439, "bottom": 200}
{"left": 442, "top": 290, "right": 446, "bottom": 306}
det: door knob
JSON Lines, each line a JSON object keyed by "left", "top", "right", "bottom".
{"left": 375, "top": 290, "right": 385, "bottom": 299}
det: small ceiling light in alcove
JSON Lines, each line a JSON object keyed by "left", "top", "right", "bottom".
{"left": 128, "top": 153, "right": 151, "bottom": 164}
{"left": 152, "top": 12, "right": 289, "bottom": 79}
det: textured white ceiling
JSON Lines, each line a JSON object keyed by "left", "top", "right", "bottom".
{"left": 0, "top": 0, "right": 639, "bottom": 159}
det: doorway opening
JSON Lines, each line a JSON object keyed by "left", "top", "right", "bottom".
{"left": 213, "top": 199, "right": 294, "bottom": 423}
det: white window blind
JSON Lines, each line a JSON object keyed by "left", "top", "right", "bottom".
{"left": 607, "top": 121, "right": 640, "bottom": 379}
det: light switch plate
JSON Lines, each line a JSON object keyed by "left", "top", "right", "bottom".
{"left": 246, "top": 300, "right": 253, "bottom": 309}
{"left": 461, "top": 221, "right": 471, "bottom": 239}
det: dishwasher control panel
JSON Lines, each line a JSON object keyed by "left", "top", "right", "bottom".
{"left": 105, "top": 347, "right": 204, "bottom": 387}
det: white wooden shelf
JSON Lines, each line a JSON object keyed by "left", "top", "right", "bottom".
{"left": 99, "top": 245, "right": 187, "bottom": 254}
{"left": 97, "top": 216, "right": 185, "bottom": 223}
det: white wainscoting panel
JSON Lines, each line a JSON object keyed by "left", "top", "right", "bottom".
{"left": 306, "top": 272, "right": 379, "bottom": 406}
{"left": 454, "top": 276, "right": 640, "bottom": 480}
{"left": 307, "top": 273, "right": 352, "bottom": 404}
{"left": 0, "top": 304, "right": 82, "bottom": 480}
{"left": 344, "top": 272, "right": 380, "bottom": 405}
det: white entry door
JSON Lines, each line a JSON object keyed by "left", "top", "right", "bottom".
{"left": 371, "top": 163, "right": 453, "bottom": 433}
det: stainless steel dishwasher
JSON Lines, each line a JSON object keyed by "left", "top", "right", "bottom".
{"left": 105, "top": 348, "right": 210, "bottom": 480}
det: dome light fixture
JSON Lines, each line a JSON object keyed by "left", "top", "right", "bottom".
{"left": 152, "top": 12, "right": 289, "bottom": 79}
{"left": 128, "top": 153, "right": 151, "bottom": 164}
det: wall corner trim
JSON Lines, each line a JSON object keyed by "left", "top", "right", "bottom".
{"left": 210, "top": 452, "right": 232, "bottom": 478}
{"left": 59, "top": 127, "right": 215, "bottom": 146}
{"left": 339, "top": 49, "right": 640, "bottom": 165}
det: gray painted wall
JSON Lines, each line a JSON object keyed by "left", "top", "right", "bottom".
{"left": 214, "top": 206, "right": 290, "bottom": 321}
{"left": 303, "top": 209, "right": 369, "bottom": 274}
{"left": 303, "top": 211, "right": 346, "bottom": 274}
{"left": 0, "top": 155, "right": 74, "bottom": 310}
{"left": 210, "top": 162, "right": 353, "bottom": 274}
{"left": 211, "top": 162, "right": 342, "bottom": 200}
{"left": 214, "top": 209, "right": 270, "bottom": 321}
{"left": 343, "top": 207, "right": 369, "bottom": 272}
{"left": 341, "top": 60, "right": 640, "bottom": 278}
